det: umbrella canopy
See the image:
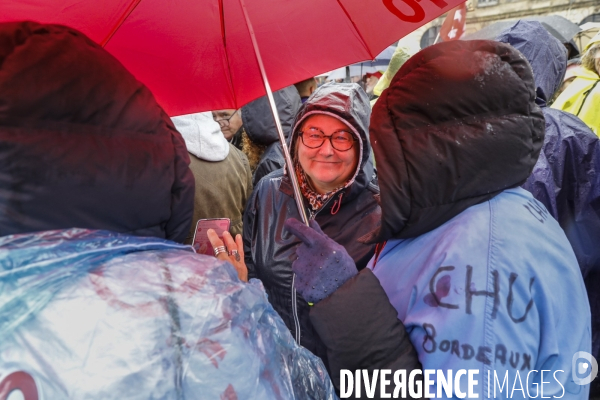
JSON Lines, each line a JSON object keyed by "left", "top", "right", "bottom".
{"left": 2, "top": 0, "right": 464, "bottom": 116}
{"left": 575, "top": 22, "right": 600, "bottom": 52}
{"left": 464, "top": 15, "right": 581, "bottom": 44}
{"left": 357, "top": 44, "right": 398, "bottom": 67}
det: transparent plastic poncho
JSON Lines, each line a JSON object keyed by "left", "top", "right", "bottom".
{"left": 0, "top": 229, "right": 337, "bottom": 399}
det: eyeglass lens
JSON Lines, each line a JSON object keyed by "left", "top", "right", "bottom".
{"left": 301, "top": 127, "right": 355, "bottom": 151}
{"left": 213, "top": 110, "right": 237, "bottom": 126}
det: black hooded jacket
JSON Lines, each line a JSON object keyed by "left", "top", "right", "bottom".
{"left": 241, "top": 85, "right": 301, "bottom": 186}
{"left": 242, "top": 83, "right": 380, "bottom": 363}
{"left": 308, "top": 40, "right": 545, "bottom": 398}
{"left": 0, "top": 22, "right": 194, "bottom": 241}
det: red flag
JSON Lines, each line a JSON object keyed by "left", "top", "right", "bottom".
{"left": 440, "top": 2, "right": 467, "bottom": 42}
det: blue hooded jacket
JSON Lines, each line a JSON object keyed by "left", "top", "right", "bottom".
{"left": 496, "top": 21, "right": 600, "bottom": 371}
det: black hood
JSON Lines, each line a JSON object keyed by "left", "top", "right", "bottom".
{"left": 289, "top": 82, "right": 375, "bottom": 199}
{"left": 367, "top": 40, "right": 545, "bottom": 242}
{"left": 0, "top": 21, "right": 194, "bottom": 242}
{"left": 495, "top": 20, "right": 567, "bottom": 105}
{"left": 241, "top": 85, "right": 301, "bottom": 146}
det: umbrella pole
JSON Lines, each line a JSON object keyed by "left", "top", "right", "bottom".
{"left": 239, "top": 0, "right": 309, "bottom": 226}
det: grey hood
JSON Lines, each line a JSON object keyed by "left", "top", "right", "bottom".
{"left": 241, "top": 85, "right": 301, "bottom": 146}
{"left": 171, "top": 112, "right": 229, "bottom": 161}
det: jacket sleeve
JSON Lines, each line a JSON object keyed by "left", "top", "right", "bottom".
{"left": 310, "top": 268, "right": 423, "bottom": 399}
{"left": 242, "top": 180, "right": 260, "bottom": 280}
{"left": 165, "top": 128, "right": 195, "bottom": 243}
{"left": 522, "top": 109, "right": 600, "bottom": 277}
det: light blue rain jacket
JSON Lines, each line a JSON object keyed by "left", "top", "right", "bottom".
{"left": 369, "top": 188, "right": 591, "bottom": 399}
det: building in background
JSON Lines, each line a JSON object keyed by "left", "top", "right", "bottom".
{"left": 413, "top": 0, "right": 599, "bottom": 49}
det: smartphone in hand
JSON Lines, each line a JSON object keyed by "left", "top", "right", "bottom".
{"left": 192, "top": 218, "right": 231, "bottom": 256}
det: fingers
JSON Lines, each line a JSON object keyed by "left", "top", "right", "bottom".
{"left": 309, "top": 219, "right": 325, "bottom": 235}
{"left": 207, "top": 229, "right": 228, "bottom": 261}
{"left": 206, "top": 228, "right": 222, "bottom": 248}
{"left": 284, "top": 218, "right": 318, "bottom": 246}
{"left": 207, "top": 230, "right": 248, "bottom": 282}
{"left": 221, "top": 231, "right": 237, "bottom": 253}
{"left": 235, "top": 233, "right": 244, "bottom": 260}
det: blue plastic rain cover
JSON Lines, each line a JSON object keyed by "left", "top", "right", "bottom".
{"left": 0, "top": 229, "right": 337, "bottom": 399}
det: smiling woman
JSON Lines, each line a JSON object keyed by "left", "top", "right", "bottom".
{"left": 295, "top": 114, "right": 360, "bottom": 207}
{"left": 241, "top": 83, "right": 382, "bottom": 368}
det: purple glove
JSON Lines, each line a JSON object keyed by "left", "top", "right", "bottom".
{"left": 284, "top": 218, "right": 358, "bottom": 304}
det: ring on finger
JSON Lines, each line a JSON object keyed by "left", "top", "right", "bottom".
{"left": 228, "top": 249, "right": 241, "bottom": 262}
{"left": 213, "top": 246, "right": 227, "bottom": 257}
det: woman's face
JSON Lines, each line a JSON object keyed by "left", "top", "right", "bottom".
{"left": 296, "top": 114, "right": 360, "bottom": 194}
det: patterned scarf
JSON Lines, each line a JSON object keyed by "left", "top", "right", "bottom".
{"left": 295, "top": 162, "right": 349, "bottom": 211}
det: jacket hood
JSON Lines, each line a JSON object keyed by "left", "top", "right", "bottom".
{"left": 367, "top": 40, "right": 544, "bottom": 242}
{"left": 289, "top": 82, "right": 374, "bottom": 198}
{"left": 241, "top": 85, "right": 301, "bottom": 146}
{"left": 0, "top": 21, "right": 176, "bottom": 136}
{"left": 172, "top": 112, "right": 229, "bottom": 161}
{"left": 585, "top": 30, "right": 600, "bottom": 52}
{"left": 495, "top": 20, "right": 567, "bottom": 104}
{"left": 570, "top": 64, "right": 600, "bottom": 81}
{"left": 373, "top": 44, "right": 418, "bottom": 97}
{"left": 0, "top": 21, "right": 194, "bottom": 242}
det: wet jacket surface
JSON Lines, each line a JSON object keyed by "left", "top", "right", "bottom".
{"left": 309, "top": 40, "right": 590, "bottom": 398}
{"left": 241, "top": 86, "right": 301, "bottom": 186}
{"left": 371, "top": 188, "right": 590, "bottom": 399}
{"left": 243, "top": 83, "right": 381, "bottom": 363}
{"left": 0, "top": 22, "right": 194, "bottom": 242}
{"left": 497, "top": 22, "right": 600, "bottom": 386}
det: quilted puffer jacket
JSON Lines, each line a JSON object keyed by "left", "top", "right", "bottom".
{"left": 0, "top": 21, "right": 194, "bottom": 242}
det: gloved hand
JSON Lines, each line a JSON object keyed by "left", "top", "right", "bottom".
{"left": 284, "top": 218, "right": 358, "bottom": 304}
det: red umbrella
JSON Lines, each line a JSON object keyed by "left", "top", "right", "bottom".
{"left": 2, "top": 0, "right": 465, "bottom": 223}
{"left": 2, "top": 0, "right": 464, "bottom": 115}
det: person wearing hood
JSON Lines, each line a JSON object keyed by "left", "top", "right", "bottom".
{"left": 0, "top": 21, "right": 194, "bottom": 243}
{"left": 496, "top": 21, "right": 600, "bottom": 397}
{"left": 552, "top": 31, "right": 600, "bottom": 136}
{"left": 285, "top": 40, "right": 591, "bottom": 398}
{"left": 370, "top": 43, "right": 417, "bottom": 108}
{"left": 240, "top": 85, "right": 302, "bottom": 186}
{"left": 171, "top": 112, "right": 253, "bottom": 239}
{"left": 241, "top": 82, "right": 382, "bottom": 366}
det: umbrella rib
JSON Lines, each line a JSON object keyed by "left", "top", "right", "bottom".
{"left": 220, "top": 0, "right": 238, "bottom": 107}
{"left": 335, "top": 0, "right": 374, "bottom": 60}
{"left": 100, "top": 0, "right": 144, "bottom": 47}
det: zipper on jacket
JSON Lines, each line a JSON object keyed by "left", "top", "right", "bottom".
{"left": 291, "top": 192, "right": 341, "bottom": 344}
{"left": 575, "top": 80, "right": 599, "bottom": 117}
{"left": 291, "top": 274, "right": 301, "bottom": 343}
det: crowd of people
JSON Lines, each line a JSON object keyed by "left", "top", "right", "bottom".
{"left": 2, "top": 17, "right": 600, "bottom": 399}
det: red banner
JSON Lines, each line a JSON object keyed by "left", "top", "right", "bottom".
{"left": 440, "top": 2, "right": 467, "bottom": 41}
